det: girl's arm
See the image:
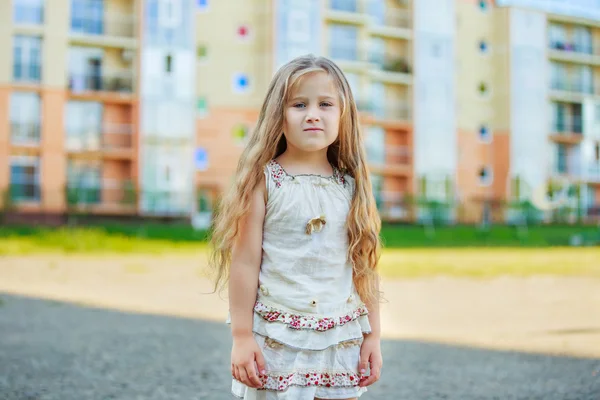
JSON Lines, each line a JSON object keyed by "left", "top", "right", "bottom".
{"left": 229, "top": 175, "right": 267, "bottom": 388}
{"left": 359, "top": 277, "right": 383, "bottom": 387}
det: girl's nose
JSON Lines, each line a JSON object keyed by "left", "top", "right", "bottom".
{"left": 306, "top": 109, "right": 320, "bottom": 122}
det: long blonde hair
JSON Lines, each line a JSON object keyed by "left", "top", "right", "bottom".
{"left": 209, "top": 54, "right": 381, "bottom": 303}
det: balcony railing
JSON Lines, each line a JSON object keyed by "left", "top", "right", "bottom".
{"left": 13, "top": 62, "right": 41, "bottom": 83}
{"left": 371, "top": 103, "right": 412, "bottom": 121}
{"left": 549, "top": 41, "right": 595, "bottom": 56}
{"left": 367, "top": 145, "right": 411, "bottom": 166}
{"left": 369, "top": 53, "right": 412, "bottom": 73}
{"left": 9, "top": 182, "right": 41, "bottom": 202}
{"left": 66, "top": 179, "right": 137, "bottom": 208}
{"left": 552, "top": 117, "right": 583, "bottom": 134}
{"left": 71, "top": 13, "right": 135, "bottom": 38}
{"left": 550, "top": 79, "right": 595, "bottom": 95}
{"left": 370, "top": 8, "right": 412, "bottom": 29}
{"left": 10, "top": 122, "right": 41, "bottom": 145}
{"left": 69, "top": 71, "right": 134, "bottom": 93}
{"left": 66, "top": 123, "right": 134, "bottom": 151}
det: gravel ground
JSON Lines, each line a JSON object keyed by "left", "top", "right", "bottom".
{"left": 0, "top": 294, "right": 599, "bottom": 400}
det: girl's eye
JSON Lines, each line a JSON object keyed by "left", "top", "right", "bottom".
{"left": 293, "top": 103, "right": 306, "bottom": 108}
{"left": 320, "top": 102, "right": 333, "bottom": 107}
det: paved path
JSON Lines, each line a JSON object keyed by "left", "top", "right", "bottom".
{"left": 1, "top": 294, "right": 598, "bottom": 400}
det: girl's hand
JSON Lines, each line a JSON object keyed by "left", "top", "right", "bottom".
{"left": 231, "top": 335, "right": 267, "bottom": 389}
{"left": 358, "top": 334, "right": 383, "bottom": 387}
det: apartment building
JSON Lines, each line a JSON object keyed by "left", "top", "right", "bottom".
{"left": 455, "top": 0, "right": 600, "bottom": 222}
{"left": 1, "top": 0, "right": 599, "bottom": 224}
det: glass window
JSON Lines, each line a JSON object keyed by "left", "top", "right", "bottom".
{"left": 67, "top": 160, "right": 101, "bottom": 205}
{"left": 14, "top": 0, "right": 44, "bottom": 25}
{"left": 329, "top": 24, "right": 358, "bottom": 61}
{"left": 478, "top": 166, "right": 493, "bottom": 186}
{"left": 478, "top": 125, "right": 492, "bottom": 143}
{"left": 365, "top": 127, "right": 385, "bottom": 165}
{"left": 13, "top": 35, "right": 42, "bottom": 82}
{"left": 369, "top": 37, "right": 386, "bottom": 67}
{"left": 10, "top": 156, "right": 41, "bottom": 202}
{"left": 71, "top": 0, "right": 104, "bottom": 35}
{"left": 197, "top": 97, "right": 208, "bottom": 118}
{"left": 10, "top": 92, "right": 41, "bottom": 145}
{"left": 557, "top": 144, "right": 567, "bottom": 174}
{"left": 573, "top": 26, "right": 592, "bottom": 54}
{"left": 367, "top": 0, "right": 385, "bottom": 25}
{"left": 331, "top": 0, "right": 357, "bottom": 13}
{"left": 548, "top": 23, "right": 567, "bottom": 50}
{"left": 197, "top": 0, "right": 208, "bottom": 11}
{"left": 65, "top": 101, "right": 103, "bottom": 150}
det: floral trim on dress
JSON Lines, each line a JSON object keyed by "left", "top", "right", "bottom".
{"left": 267, "top": 159, "right": 346, "bottom": 188}
{"left": 254, "top": 301, "right": 368, "bottom": 331}
{"left": 257, "top": 370, "right": 362, "bottom": 391}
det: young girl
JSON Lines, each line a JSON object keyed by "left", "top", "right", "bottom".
{"left": 210, "top": 54, "right": 382, "bottom": 400}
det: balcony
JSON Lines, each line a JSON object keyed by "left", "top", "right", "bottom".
{"left": 328, "top": 42, "right": 370, "bottom": 72}
{"left": 368, "top": 145, "right": 412, "bottom": 176}
{"left": 584, "top": 164, "right": 600, "bottom": 183}
{"left": 66, "top": 123, "right": 134, "bottom": 158}
{"left": 550, "top": 118, "right": 583, "bottom": 144}
{"left": 550, "top": 79, "right": 597, "bottom": 98}
{"left": 10, "top": 122, "right": 41, "bottom": 146}
{"left": 549, "top": 41, "right": 600, "bottom": 66}
{"left": 368, "top": 7, "right": 412, "bottom": 39}
{"left": 70, "top": 13, "right": 137, "bottom": 48}
{"left": 367, "top": 102, "right": 412, "bottom": 124}
{"left": 326, "top": 0, "right": 368, "bottom": 25}
{"left": 66, "top": 179, "right": 137, "bottom": 214}
{"left": 376, "top": 191, "right": 410, "bottom": 221}
{"left": 368, "top": 54, "right": 412, "bottom": 84}
{"left": 68, "top": 71, "right": 134, "bottom": 95}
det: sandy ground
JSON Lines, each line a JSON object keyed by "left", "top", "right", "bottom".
{"left": 0, "top": 254, "right": 599, "bottom": 359}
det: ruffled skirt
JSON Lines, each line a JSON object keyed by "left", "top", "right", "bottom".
{"left": 230, "top": 301, "right": 371, "bottom": 400}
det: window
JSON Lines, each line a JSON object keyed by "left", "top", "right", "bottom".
{"left": 13, "top": 35, "right": 42, "bottom": 82}
{"left": 479, "top": 40, "right": 489, "bottom": 54}
{"left": 158, "top": 0, "right": 182, "bottom": 28}
{"left": 478, "top": 125, "right": 492, "bottom": 143}
{"left": 331, "top": 0, "right": 357, "bottom": 13}
{"left": 232, "top": 73, "right": 250, "bottom": 94}
{"left": 573, "top": 26, "right": 592, "bottom": 54}
{"left": 197, "top": 45, "right": 208, "bottom": 62}
{"left": 557, "top": 144, "right": 567, "bottom": 174}
{"left": 68, "top": 46, "right": 104, "bottom": 92}
{"left": 197, "top": 97, "right": 208, "bottom": 118}
{"left": 71, "top": 0, "right": 104, "bottom": 35}
{"left": 595, "top": 143, "right": 600, "bottom": 162}
{"left": 65, "top": 101, "right": 103, "bottom": 150}
{"left": 548, "top": 23, "right": 567, "bottom": 50}
{"left": 10, "top": 156, "right": 40, "bottom": 202}
{"left": 232, "top": 124, "right": 249, "bottom": 145}
{"left": 478, "top": 82, "right": 489, "bottom": 97}
{"left": 478, "top": 0, "right": 488, "bottom": 12}
{"left": 369, "top": 38, "right": 386, "bottom": 67}
{"left": 197, "top": 0, "right": 208, "bottom": 11}
{"left": 478, "top": 166, "right": 493, "bottom": 186}
{"left": 14, "top": 0, "right": 44, "bottom": 25}
{"left": 165, "top": 54, "right": 173, "bottom": 73}
{"left": 365, "top": 127, "right": 385, "bottom": 165}
{"left": 329, "top": 24, "right": 358, "bottom": 61}
{"left": 66, "top": 161, "right": 101, "bottom": 205}
{"left": 10, "top": 92, "right": 41, "bottom": 145}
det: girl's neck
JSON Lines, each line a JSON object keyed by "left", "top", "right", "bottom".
{"left": 277, "top": 148, "right": 332, "bottom": 176}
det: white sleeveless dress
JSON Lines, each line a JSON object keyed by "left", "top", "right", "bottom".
{"left": 230, "top": 159, "right": 371, "bottom": 400}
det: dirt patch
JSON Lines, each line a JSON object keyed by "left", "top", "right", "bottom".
{"left": 0, "top": 254, "right": 598, "bottom": 359}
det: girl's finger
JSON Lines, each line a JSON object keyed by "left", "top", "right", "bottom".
{"left": 246, "top": 364, "right": 262, "bottom": 388}
{"left": 233, "top": 365, "right": 240, "bottom": 381}
{"left": 238, "top": 365, "right": 251, "bottom": 387}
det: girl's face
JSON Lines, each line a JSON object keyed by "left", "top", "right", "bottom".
{"left": 283, "top": 71, "right": 341, "bottom": 155}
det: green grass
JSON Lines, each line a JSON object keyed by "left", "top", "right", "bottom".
{"left": 0, "top": 223, "right": 598, "bottom": 255}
